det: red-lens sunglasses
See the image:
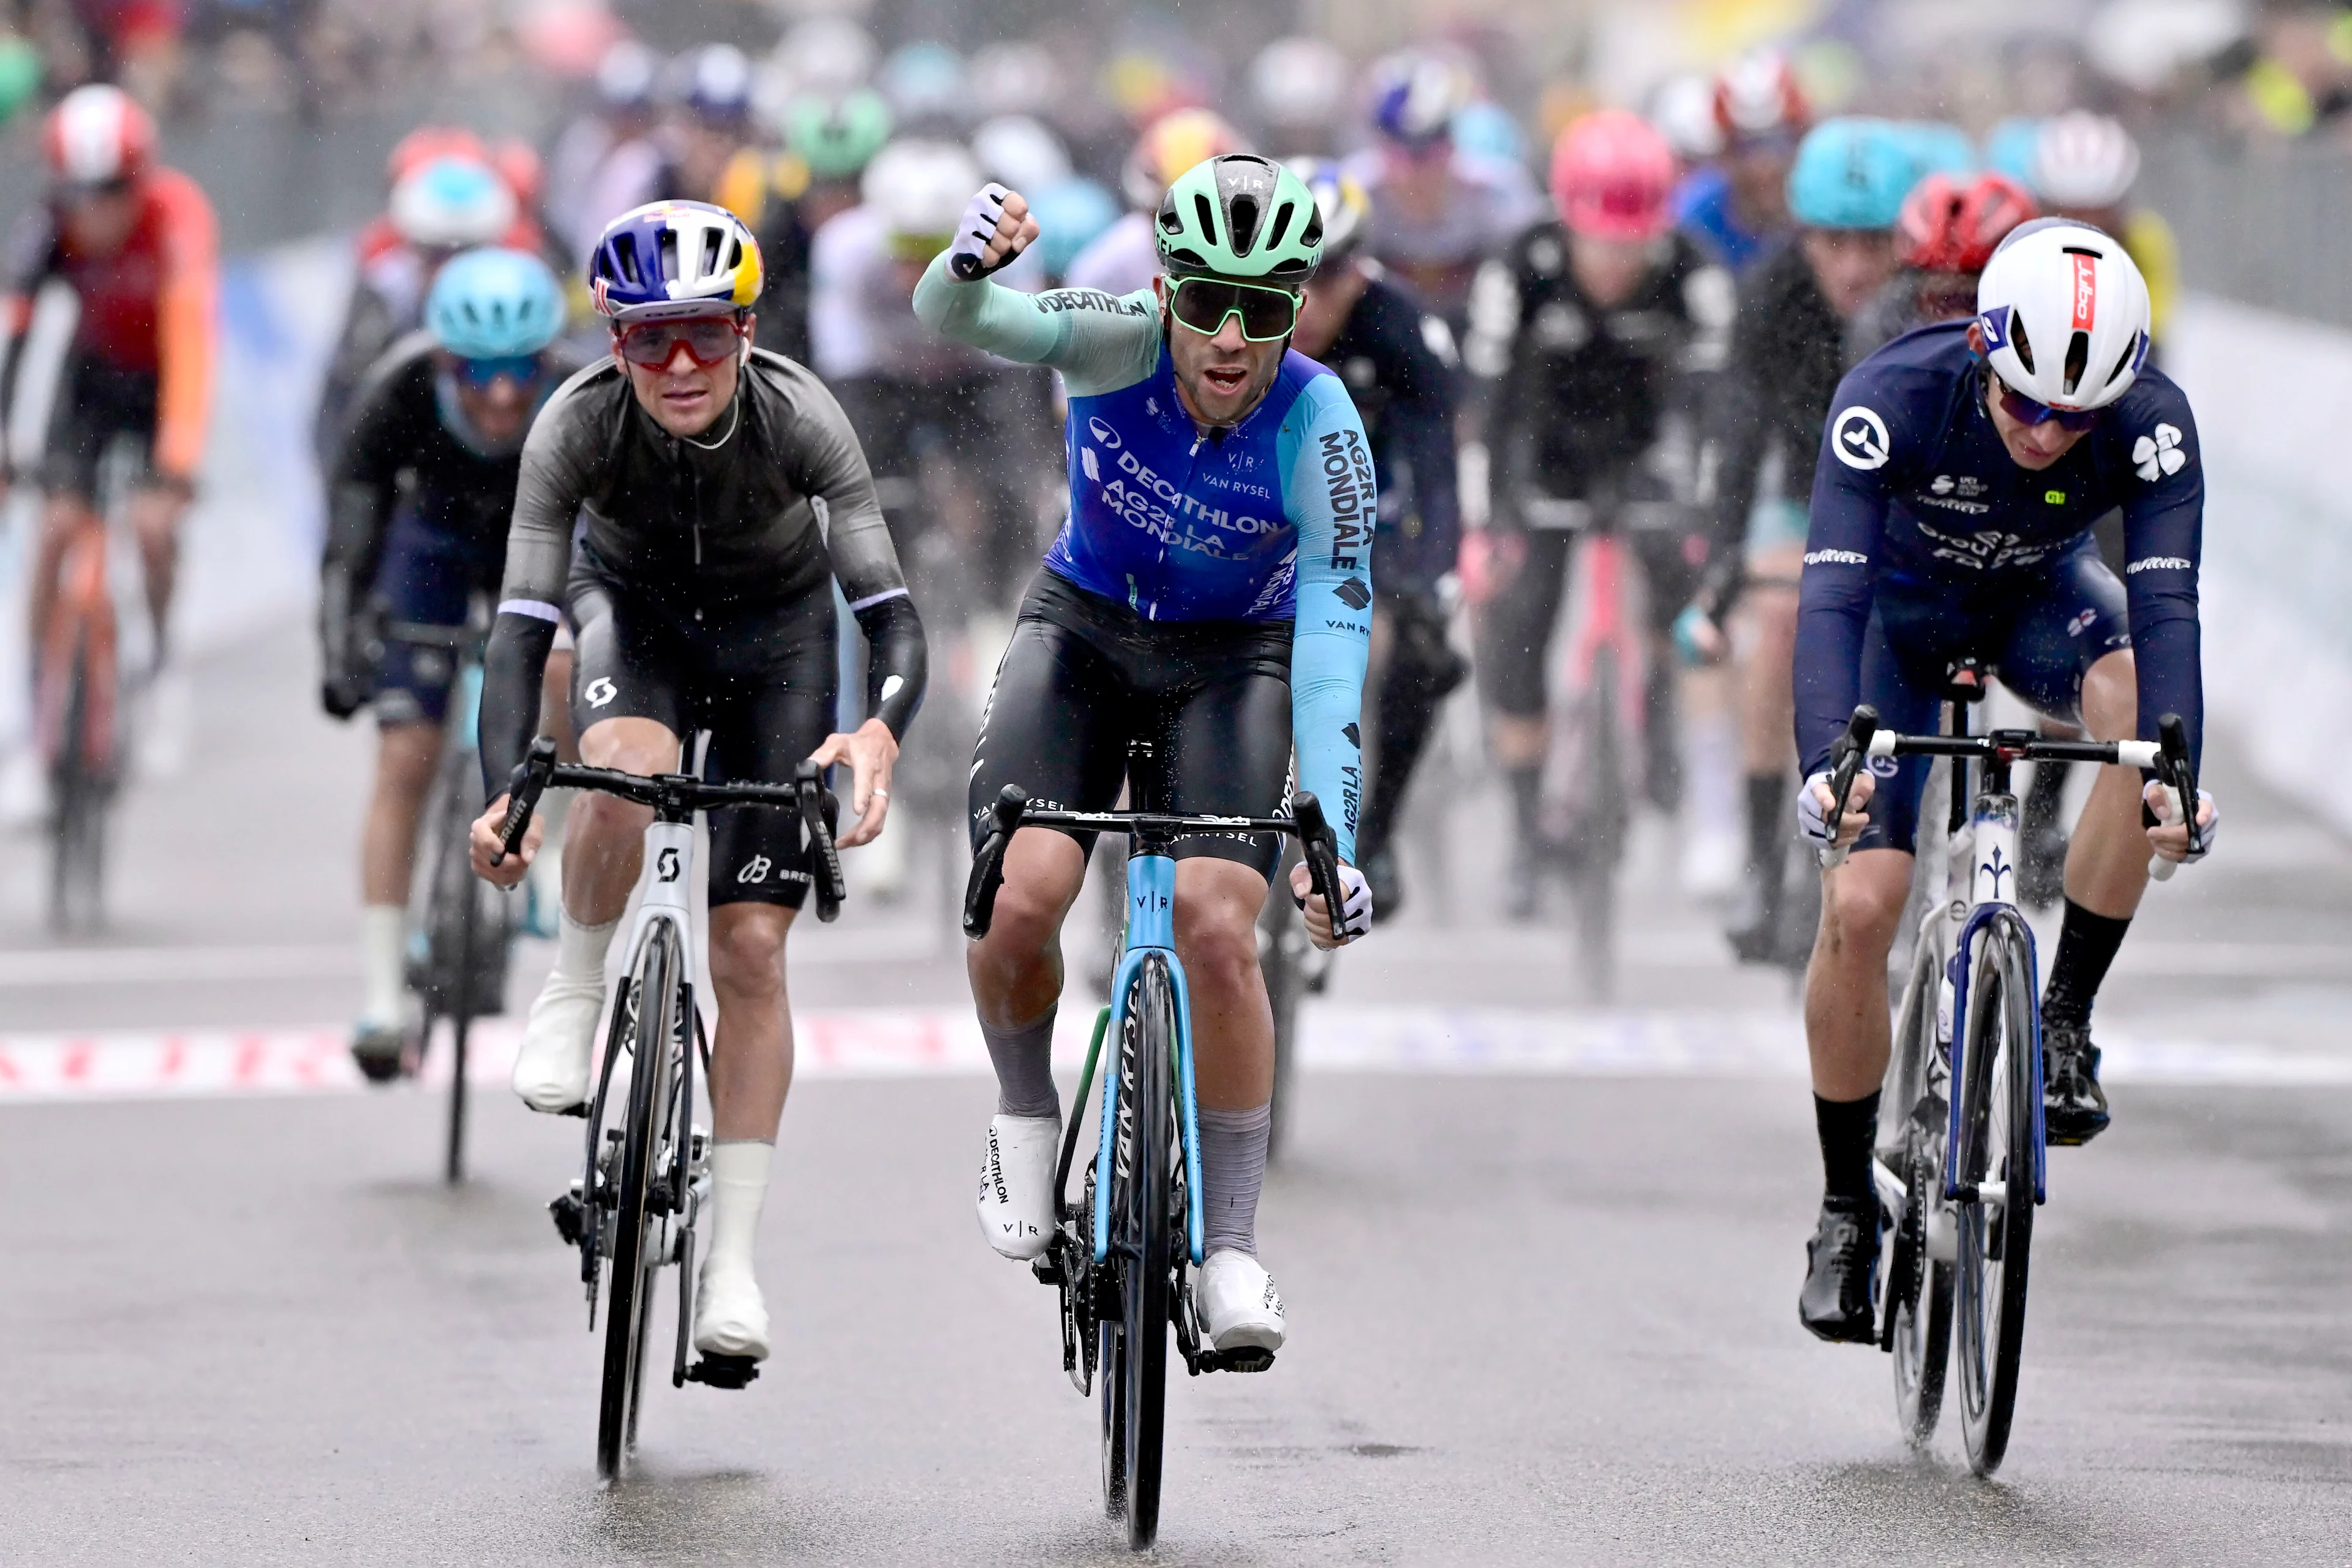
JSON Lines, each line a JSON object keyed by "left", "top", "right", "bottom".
{"left": 614, "top": 316, "right": 745, "bottom": 369}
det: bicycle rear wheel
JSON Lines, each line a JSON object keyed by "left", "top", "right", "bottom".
{"left": 597, "top": 922, "right": 685, "bottom": 1482}
{"left": 1954, "top": 914, "right": 2037, "bottom": 1476}
{"left": 48, "top": 638, "right": 110, "bottom": 935}
{"left": 1882, "top": 940, "right": 1953, "bottom": 1446}
{"left": 1098, "top": 953, "right": 1175, "bottom": 1548}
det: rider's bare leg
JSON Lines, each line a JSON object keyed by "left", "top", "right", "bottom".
{"left": 707, "top": 900, "right": 798, "bottom": 1140}
{"left": 29, "top": 494, "right": 96, "bottom": 665}
{"left": 125, "top": 486, "right": 185, "bottom": 655}
{"left": 1803, "top": 847, "right": 1913, "bottom": 1100}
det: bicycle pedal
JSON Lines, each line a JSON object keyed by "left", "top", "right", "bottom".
{"left": 549, "top": 1188, "right": 586, "bottom": 1247}
{"left": 1202, "top": 1347, "right": 1276, "bottom": 1375}
{"left": 557, "top": 1101, "right": 590, "bottom": 1119}
{"left": 684, "top": 1354, "right": 761, "bottom": 1390}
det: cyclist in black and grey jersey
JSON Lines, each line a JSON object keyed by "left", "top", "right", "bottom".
{"left": 466, "top": 200, "right": 926, "bottom": 1373}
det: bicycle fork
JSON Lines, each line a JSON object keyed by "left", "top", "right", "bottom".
{"left": 1091, "top": 847, "right": 1205, "bottom": 1270}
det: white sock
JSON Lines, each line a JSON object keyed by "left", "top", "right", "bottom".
{"left": 704, "top": 1139, "right": 772, "bottom": 1281}
{"left": 1200, "top": 1102, "right": 1272, "bottom": 1258}
{"left": 358, "top": 905, "right": 405, "bottom": 1027}
{"left": 551, "top": 908, "right": 619, "bottom": 992}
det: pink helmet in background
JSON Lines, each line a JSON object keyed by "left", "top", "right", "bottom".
{"left": 1550, "top": 110, "right": 1676, "bottom": 242}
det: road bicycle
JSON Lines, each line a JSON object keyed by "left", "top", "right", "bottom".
{"left": 1822, "top": 663, "right": 2202, "bottom": 1476}
{"left": 962, "top": 739, "right": 1343, "bottom": 1550}
{"left": 493, "top": 735, "right": 845, "bottom": 1483}
{"left": 34, "top": 442, "right": 151, "bottom": 933}
{"left": 377, "top": 597, "right": 514, "bottom": 1184}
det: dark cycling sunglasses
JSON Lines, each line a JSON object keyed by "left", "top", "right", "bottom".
{"left": 454, "top": 354, "right": 543, "bottom": 389}
{"left": 1169, "top": 277, "right": 1300, "bottom": 342}
{"left": 1991, "top": 375, "right": 2101, "bottom": 434}
{"left": 614, "top": 315, "right": 745, "bottom": 368}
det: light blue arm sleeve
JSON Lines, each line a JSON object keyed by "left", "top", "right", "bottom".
{"left": 910, "top": 254, "right": 1162, "bottom": 397}
{"left": 1277, "top": 374, "right": 1376, "bottom": 865}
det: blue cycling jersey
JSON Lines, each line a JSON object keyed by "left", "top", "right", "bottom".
{"left": 1796, "top": 321, "right": 2204, "bottom": 778}
{"left": 911, "top": 258, "right": 1376, "bottom": 860}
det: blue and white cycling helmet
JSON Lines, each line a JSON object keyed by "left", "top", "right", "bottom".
{"left": 1787, "top": 117, "right": 1917, "bottom": 231}
{"left": 1366, "top": 49, "right": 1475, "bottom": 149}
{"left": 589, "top": 201, "right": 764, "bottom": 323}
{"left": 428, "top": 247, "right": 565, "bottom": 360}
{"left": 390, "top": 156, "right": 516, "bottom": 249}
{"left": 669, "top": 43, "right": 753, "bottom": 124}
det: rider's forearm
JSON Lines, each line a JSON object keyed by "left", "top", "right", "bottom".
{"left": 2119, "top": 437, "right": 2206, "bottom": 767}
{"left": 850, "top": 590, "right": 927, "bottom": 739}
{"left": 322, "top": 481, "right": 391, "bottom": 590}
{"left": 479, "top": 608, "right": 557, "bottom": 803}
{"left": 910, "top": 254, "right": 1159, "bottom": 396}
{"left": 1286, "top": 380, "right": 1377, "bottom": 865}
{"left": 1791, "top": 462, "right": 1888, "bottom": 778}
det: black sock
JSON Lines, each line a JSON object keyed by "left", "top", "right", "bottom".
{"left": 1506, "top": 764, "right": 1542, "bottom": 846}
{"left": 1745, "top": 772, "right": 1787, "bottom": 872}
{"left": 2025, "top": 760, "right": 2070, "bottom": 832}
{"left": 2043, "top": 898, "right": 2132, "bottom": 1028}
{"left": 1815, "top": 1090, "right": 1880, "bottom": 1204}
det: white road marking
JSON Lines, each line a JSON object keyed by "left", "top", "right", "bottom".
{"left": 1, "top": 1006, "right": 2345, "bottom": 1103}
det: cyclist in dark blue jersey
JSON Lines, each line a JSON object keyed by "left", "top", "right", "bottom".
{"left": 914, "top": 154, "right": 1373, "bottom": 1363}
{"left": 1791, "top": 219, "right": 2218, "bottom": 1342}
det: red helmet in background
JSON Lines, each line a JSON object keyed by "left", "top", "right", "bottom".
{"left": 43, "top": 85, "right": 155, "bottom": 189}
{"left": 1897, "top": 171, "right": 2038, "bottom": 273}
{"left": 1712, "top": 50, "right": 1809, "bottom": 145}
{"left": 491, "top": 138, "right": 544, "bottom": 209}
{"left": 386, "top": 125, "right": 489, "bottom": 187}
{"left": 1550, "top": 109, "right": 1676, "bottom": 242}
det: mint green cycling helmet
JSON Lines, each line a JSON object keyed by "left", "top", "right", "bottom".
{"left": 1154, "top": 154, "right": 1322, "bottom": 285}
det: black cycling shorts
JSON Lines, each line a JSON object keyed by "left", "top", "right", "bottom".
{"left": 970, "top": 571, "right": 1294, "bottom": 879}
{"left": 1477, "top": 524, "right": 1697, "bottom": 720}
{"left": 1855, "top": 537, "right": 2132, "bottom": 856}
{"left": 568, "top": 561, "right": 837, "bottom": 910}
{"left": 41, "top": 355, "right": 157, "bottom": 503}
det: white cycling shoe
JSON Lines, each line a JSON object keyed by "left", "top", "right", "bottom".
{"left": 1193, "top": 1248, "right": 1286, "bottom": 1356}
{"left": 975, "top": 1112, "right": 1060, "bottom": 1261}
{"left": 693, "top": 1259, "right": 771, "bottom": 1361}
{"left": 510, "top": 971, "right": 605, "bottom": 1114}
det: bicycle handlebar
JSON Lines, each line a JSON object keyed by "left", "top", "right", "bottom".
{"left": 489, "top": 737, "right": 848, "bottom": 921}
{"left": 959, "top": 785, "right": 1345, "bottom": 942}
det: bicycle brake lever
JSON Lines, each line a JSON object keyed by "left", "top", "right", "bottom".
{"left": 1820, "top": 705, "right": 1880, "bottom": 870}
{"left": 962, "top": 785, "right": 1028, "bottom": 940}
{"left": 493, "top": 736, "right": 559, "bottom": 865}
{"left": 1291, "top": 793, "right": 1344, "bottom": 932}
{"left": 2147, "top": 712, "right": 2198, "bottom": 883}
{"left": 794, "top": 760, "right": 845, "bottom": 923}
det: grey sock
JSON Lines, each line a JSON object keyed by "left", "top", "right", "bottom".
{"left": 981, "top": 1009, "right": 1059, "bottom": 1118}
{"left": 1199, "top": 1102, "right": 1273, "bottom": 1258}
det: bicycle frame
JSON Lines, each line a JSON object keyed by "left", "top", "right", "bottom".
{"left": 1092, "top": 842, "right": 1206, "bottom": 1269}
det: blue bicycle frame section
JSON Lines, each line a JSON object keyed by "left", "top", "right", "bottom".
{"left": 1942, "top": 904, "right": 2049, "bottom": 1207}
{"left": 1091, "top": 848, "right": 1207, "bottom": 1270}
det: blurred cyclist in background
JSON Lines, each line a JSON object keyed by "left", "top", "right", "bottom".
{"left": 545, "top": 39, "right": 668, "bottom": 268}
{"left": 1847, "top": 170, "right": 2038, "bottom": 364}
{"left": 1672, "top": 50, "right": 1807, "bottom": 279}
{"left": 2030, "top": 112, "right": 2176, "bottom": 347}
{"left": 1065, "top": 107, "right": 1248, "bottom": 299}
{"left": 1246, "top": 35, "right": 1352, "bottom": 157}
{"left": 1466, "top": 110, "right": 1730, "bottom": 918}
{"left": 1683, "top": 116, "right": 1912, "bottom": 966}
{"left": 1347, "top": 47, "right": 1544, "bottom": 334}
{"left": 318, "top": 248, "right": 580, "bottom": 1080}
{"left": 0, "top": 84, "right": 216, "bottom": 772}
{"left": 1291, "top": 159, "right": 1463, "bottom": 920}
{"left": 316, "top": 150, "right": 526, "bottom": 453}
{"left": 778, "top": 86, "right": 894, "bottom": 237}
{"left": 668, "top": 43, "right": 818, "bottom": 364}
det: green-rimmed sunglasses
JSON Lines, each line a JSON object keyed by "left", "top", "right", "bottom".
{"left": 1169, "top": 277, "right": 1301, "bottom": 342}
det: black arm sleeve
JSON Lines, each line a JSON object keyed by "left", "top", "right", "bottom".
{"left": 479, "top": 611, "right": 557, "bottom": 802}
{"left": 852, "top": 592, "right": 927, "bottom": 739}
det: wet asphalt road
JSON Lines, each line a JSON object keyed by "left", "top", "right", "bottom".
{"left": 2, "top": 621, "right": 2350, "bottom": 1564}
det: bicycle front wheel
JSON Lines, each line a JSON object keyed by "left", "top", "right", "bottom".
{"left": 1954, "top": 914, "right": 2037, "bottom": 1476}
{"left": 1099, "top": 952, "right": 1176, "bottom": 1548}
{"left": 597, "top": 923, "right": 685, "bottom": 1482}
{"left": 1882, "top": 939, "right": 1952, "bottom": 1447}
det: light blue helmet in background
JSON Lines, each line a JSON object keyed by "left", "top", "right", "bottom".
{"left": 428, "top": 246, "right": 567, "bottom": 359}
{"left": 1027, "top": 177, "right": 1120, "bottom": 279}
{"left": 1898, "top": 120, "right": 1976, "bottom": 181}
{"left": 1981, "top": 117, "right": 2043, "bottom": 188}
{"left": 1450, "top": 100, "right": 1528, "bottom": 167}
{"left": 1787, "top": 116, "right": 1919, "bottom": 230}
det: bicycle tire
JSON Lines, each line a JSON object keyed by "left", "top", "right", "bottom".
{"left": 1100, "top": 954, "right": 1175, "bottom": 1548}
{"left": 1564, "top": 643, "right": 1626, "bottom": 1001}
{"left": 597, "top": 923, "right": 684, "bottom": 1482}
{"left": 1883, "top": 942, "right": 1954, "bottom": 1447}
{"left": 1954, "top": 914, "right": 2037, "bottom": 1477}
{"left": 49, "top": 636, "right": 102, "bottom": 935}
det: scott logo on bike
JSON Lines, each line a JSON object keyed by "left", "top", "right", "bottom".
{"left": 736, "top": 854, "right": 771, "bottom": 884}
{"left": 657, "top": 847, "right": 682, "bottom": 883}
{"left": 584, "top": 677, "right": 617, "bottom": 707}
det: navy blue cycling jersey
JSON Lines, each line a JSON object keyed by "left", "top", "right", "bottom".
{"left": 1795, "top": 320, "right": 2203, "bottom": 777}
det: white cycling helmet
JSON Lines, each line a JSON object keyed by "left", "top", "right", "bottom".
{"left": 2030, "top": 111, "right": 2140, "bottom": 209}
{"left": 389, "top": 156, "right": 518, "bottom": 249}
{"left": 972, "top": 114, "right": 1069, "bottom": 194}
{"left": 1975, "top": 217, "right": 2151, "bottom": 412}
{"left": 862, "top": 138, "right": 982, "bottom": 239}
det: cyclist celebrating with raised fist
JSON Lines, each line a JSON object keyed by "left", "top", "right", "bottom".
{"left": 914, "top": 156, "right": 1374, "bottom": 1363}
{"left": 467, "top": 200, "right": 927, "bottom": 1372}
{"left": 1792, "top": 219, "right": 2216, "bottom": 1343}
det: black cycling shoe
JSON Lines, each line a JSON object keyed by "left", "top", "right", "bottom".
{"left": 1726, "top": 861, "right": 1783, "bottom": 965}
{"left": 1360, "top": 844, "right": 1404, "bottom": 925}
{"left": 1798, "top": 1195, "right": 1881, "bottom": 1344}
{"left": 2042, "top": 1017, "right": 2111, "bottom": 1145}
{"left": 350, "top": 1023, "right": 407, "bottom": 1085}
